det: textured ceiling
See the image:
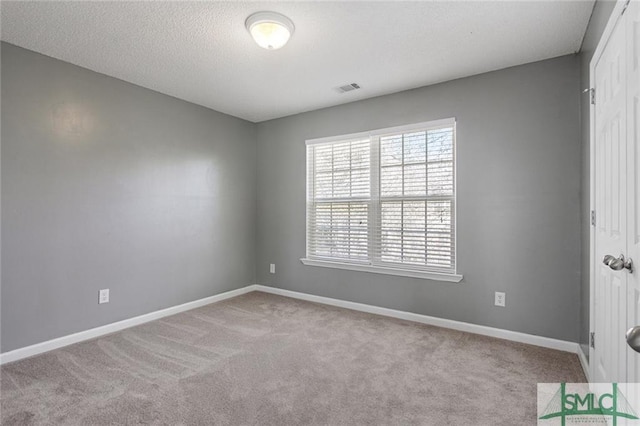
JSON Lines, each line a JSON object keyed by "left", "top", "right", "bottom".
{"left": 1, "top": 1, "right": 595, "bottom": 123}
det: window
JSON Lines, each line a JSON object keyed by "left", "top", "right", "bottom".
{"left": 302, "top": 118, "right": 461, "bottom": 282}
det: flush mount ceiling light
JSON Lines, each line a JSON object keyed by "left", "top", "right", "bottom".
{"left": 245, "top": 11, "right": 294, "bottom": 50}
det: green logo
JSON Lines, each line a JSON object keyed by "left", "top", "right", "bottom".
{"left": 539, "top": 383, "right": 639, "bottom": 425}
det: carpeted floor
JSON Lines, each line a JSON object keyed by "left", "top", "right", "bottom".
{"left": 1, "top": 291, "right": 585, "bottom": 425}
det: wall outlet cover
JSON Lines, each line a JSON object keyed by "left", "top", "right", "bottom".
{"left": 99, "top": 289, "right": 110, "bottom": 304}
{"left": 494, "top": 292, "right": 506, "bottom": 307}
{"left": 270, "top": 264, "right": 276, "bottom": 274}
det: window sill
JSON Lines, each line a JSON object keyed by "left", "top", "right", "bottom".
{"left": 299, "top": 258, "right": 463, "bottom": 282}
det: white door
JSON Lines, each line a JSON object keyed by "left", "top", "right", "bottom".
{"left": 593, "top": 8, "right": 628, "bottom": 382}
{"left": 593, "top": 0, "right": 640, "bottom": 384}
{"left": 626, "top": 0, "right": 640, "bottom": 384}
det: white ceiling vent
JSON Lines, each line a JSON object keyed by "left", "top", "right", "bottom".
{"left": 336, "top": 83, "right": 361, "bottom": 94}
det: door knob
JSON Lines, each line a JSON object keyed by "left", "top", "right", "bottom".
{"left": 603, "top": 254, "right": 634, "bottom": 273}
{"left": 627, "top": 326, "right": 640, "bottom": 353}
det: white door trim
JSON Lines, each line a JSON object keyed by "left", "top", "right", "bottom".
{"left": 589, "top": 0, "right": 631, "bottom": 381}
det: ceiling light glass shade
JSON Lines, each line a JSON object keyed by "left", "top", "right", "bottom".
{"left": 245, "top": 12, "right": 294, "bottom": 50}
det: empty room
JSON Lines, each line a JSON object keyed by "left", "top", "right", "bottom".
{"left": 1, "top": 0, "right": 639, "bottom": 424}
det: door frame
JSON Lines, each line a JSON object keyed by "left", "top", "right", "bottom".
{"left": 588, "top": 0, "right": 631, "bottom": 382}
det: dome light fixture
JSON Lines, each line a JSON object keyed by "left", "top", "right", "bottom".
{"left": 245, "top": 11, "right": 294, "bottom": 50}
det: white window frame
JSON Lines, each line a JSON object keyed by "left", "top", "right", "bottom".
{"left": 301, "top": 118, "right": 463, "bottom": 283}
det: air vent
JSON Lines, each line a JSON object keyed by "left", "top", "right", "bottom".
{"left": 336, "top": 83, "right": 361, "bottom": 93}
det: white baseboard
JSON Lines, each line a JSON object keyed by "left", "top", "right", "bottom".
{"left": 254, "top": 285, "right": 582, "bottom": 355}
{"left": 1, "top": 283, "right": 584, "bottom": 368}
{"left": 577, "top": 346, "right": 590, "bottom": 382}
{"left": 0, "top": 285, "right": 258, "bottom": 365}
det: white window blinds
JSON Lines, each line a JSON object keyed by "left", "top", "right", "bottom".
{"left": 307, "top": 139, "right": 370, "bottom": 262}
{"left": 306, "top": 119, "right": 456, "bottom": 275}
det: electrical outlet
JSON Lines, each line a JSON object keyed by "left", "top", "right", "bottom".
{"left": 494, "top": 292, "right": 506, "bottom": 307}
{"left": 269, "top": 263, "right": 276, "bottom": 274}
{"left": 99, "top": 289, "right": 110, "bottom": 304}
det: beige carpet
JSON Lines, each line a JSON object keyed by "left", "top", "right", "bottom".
{"left": 1, "top": 291, "right": 585, "bottom": 425}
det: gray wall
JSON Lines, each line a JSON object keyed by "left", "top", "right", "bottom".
{"left": 578, "top": 0, "right": 616, "bottom": 358}
{"left": 1, "top": 40, "right": 590, "bottom": 353}
{"left": 256, "top": 55, "right": 582, "bottom": 342}
{"left": 1, "top": 43, "right": 257, "bottom": 352}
